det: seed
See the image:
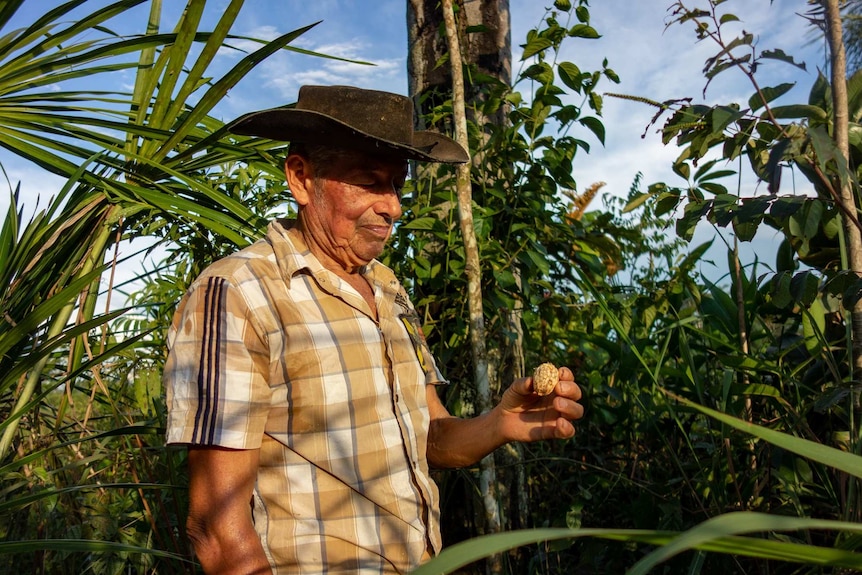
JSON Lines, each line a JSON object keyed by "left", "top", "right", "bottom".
{"left": 532, "top": 363, "right": 559, "bottom": 396}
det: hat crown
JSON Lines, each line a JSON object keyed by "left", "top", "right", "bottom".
{"left": 296, "top": 85, "right": 413, "bottom": 146}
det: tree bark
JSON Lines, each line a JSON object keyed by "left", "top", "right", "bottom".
{"left": 407, "top": 0, "right": 511, "bottom": 130}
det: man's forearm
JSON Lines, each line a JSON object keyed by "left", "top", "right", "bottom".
{"left": 186, "top": 447, "right": 270, "bottom": 574}
{"left": 426, "top": 409, "right": 506, "bottom": 469}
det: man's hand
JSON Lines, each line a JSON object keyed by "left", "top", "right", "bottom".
{"left": 426, "top": 366, "right": 584, "bottom": 469}
{"left": 495, "top": 366, "right": 584, "bottom": 443}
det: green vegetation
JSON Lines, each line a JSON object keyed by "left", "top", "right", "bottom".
{"left": 2, "top": 0, "right": 862, "bottom": 573}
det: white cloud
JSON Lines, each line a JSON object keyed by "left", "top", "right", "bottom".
{"left": 217, "top": 25, "right": 283, "bottom": 57}
{"left": 223, "top": 34, "right": 404, "bottom": 109}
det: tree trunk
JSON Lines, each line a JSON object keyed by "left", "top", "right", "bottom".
{"left": 824, "top": 0, "right": 862, "bottom": 522}
{"left": 440, "top": 2, "right": 502, "bottom": 573}
{"left": 407, "top": 0, "right": 511, "bottom": 130}
{"left": 824, "top": 0, "right": 862, "bottom": 371}
{"left": 408, "top": 2, "right": 524, "bottom": 570}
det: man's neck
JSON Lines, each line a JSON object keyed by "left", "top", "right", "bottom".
{"left": 290, "top": 217, "right": 365, "bottom": 277}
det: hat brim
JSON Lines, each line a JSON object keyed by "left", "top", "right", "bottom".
{"left": 227, "top": 107, "right": 469, "bottom": 164}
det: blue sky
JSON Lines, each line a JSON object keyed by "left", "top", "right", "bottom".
{"left": 2, "top": 0, "right": 827, "bottom": 283}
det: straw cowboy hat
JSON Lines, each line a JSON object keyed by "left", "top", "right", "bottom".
{"left": 228, "top": 84, "right": 468, "bottom": 164}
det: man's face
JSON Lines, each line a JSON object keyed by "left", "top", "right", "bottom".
{"left": 295, "top": 149, "right": 408, "bottom": 271}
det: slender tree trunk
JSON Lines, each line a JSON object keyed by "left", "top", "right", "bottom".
{"left": 441, "top": 3, "right": 503, "bottom": 574}
{"left": 825, "top": 0, "right": 862, "bottom": 373}
{"left": 824, "top": 0, "right": 862, "bottom": 522}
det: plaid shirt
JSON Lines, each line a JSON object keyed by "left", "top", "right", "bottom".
{"left": 164, "top": 219, "right": 446, "bottom": 574}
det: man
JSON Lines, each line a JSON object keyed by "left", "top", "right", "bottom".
{"left": 164, "top": 85, "right": 584, "bottom": 574}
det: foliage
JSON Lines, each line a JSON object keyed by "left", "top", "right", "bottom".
{"left": 387, "top": 0, "right": 622, "bottom": 404}
{"left": 385, "top": 6, "right": 636, "bottom": 570}
{"left": 411, "top": 0, "right": 862, "bottom": 573}
{"left": 0, "top": 1, "right": 320, "bottom": 572}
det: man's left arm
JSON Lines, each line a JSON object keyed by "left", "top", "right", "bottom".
{"left": 425, "top": 366, "right": 584, "bottom": 469}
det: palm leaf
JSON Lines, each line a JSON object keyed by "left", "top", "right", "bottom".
{"left": 154, "top": 21, "right": 322, "bottom": 163}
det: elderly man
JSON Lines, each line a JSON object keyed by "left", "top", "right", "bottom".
{"left": 164, "top": 85, "right": 584, "bottom": 574}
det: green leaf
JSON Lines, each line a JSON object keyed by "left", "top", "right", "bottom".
{"left": 568, "top": 24, "right": 600, "bottom": 39}
{"left": 733, "top": 383, "right": 780, "bottom": 397}
{"left": 732, "top": 218, "right": 758, "bottom": 242}
{"left": 411, "top": 523, "right": 862, "bottom": 575}
{"left": 575, "top": 5, "right": 589, "bottom": 22}
{"left": 629, "top": 513, "right": 862, "bottom": 575}
{"left": 579, "top": 116, "right": 605, "bottom": 145}
{"left": 710, "top": 105, "right": 746, "bottom": 135}
{"left": 673, "top": 161, "right": 691, "bottom": 180}
{"left": 493, "top": 268, "right": 518, "bottom": 291}
{"left": 668, "top": 393, "right": 862, "bottom": 478}
{"left": 761, "top": 48, "right": 807, "bottom": 72}
{"left": 0, "top": 539, "right": 188, "bottom": 562}
{"left": 790, "top": 270, "right": 820, "bottom": 307}
{"left": 770, "top": 195, "right": 805, "bottom": 219}
{"left": 522, "top": 248, "right": 551, "bottom": 276}
{"left": 802, "top": 297, "right": 827, "bottom": 355}
{"left": 769, "top": 104, "right": 829, "bottom": 122}
{"left": 401, "top": 217, "right": 440, "bottom": 231}
{"left": 557, "top": 61, "right": 583, "bottom": 92}
{"left": 749, "top": 83, "right": 795, "bottom": 112}
{"left": 521, "top": 37, "right": 554, "bottom": 60}
{"left": 847, "top": 69, "right": 862, "bottom": 121}
{"left": 676, "top": 200, "right": 711, "bottom": 241}
{"left": 523, "top": 62, "right": 554, "bottom": 84}
{"left": 656, "top": 190, "right": 683, "bottom": 217}
{"left": 770, "top": 271, "right": 793, "bottom": 309}
{"left": 803, "top": 199, "right": 824, "bottom": 240}
{"left": 622, "top": 192, "right": 652, "bottom": 213}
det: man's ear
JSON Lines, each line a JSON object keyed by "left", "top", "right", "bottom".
{"left": 285, "top": 154, "right": 313, "bottom": 206}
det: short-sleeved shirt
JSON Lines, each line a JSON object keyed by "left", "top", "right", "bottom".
{"left": 164, "top": 219, "right": 447, "bottom": 574}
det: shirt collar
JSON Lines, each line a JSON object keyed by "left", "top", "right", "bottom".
{"left": 267, "top": 218, "right": 400, "bottom": 294}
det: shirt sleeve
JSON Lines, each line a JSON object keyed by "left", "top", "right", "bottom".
{"left": 163, "top": 275, "right": 272, "bottom": 449}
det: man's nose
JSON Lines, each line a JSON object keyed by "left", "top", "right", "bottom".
{"left": 378, "top": 185, "right": 403, "bottom": 221}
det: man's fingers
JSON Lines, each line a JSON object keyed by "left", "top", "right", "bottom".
{"left": 555, "top": 379, "right": 582, "bottom": 401}
{"left": 554, "top": 417, "right": 575, "bottom": 439}
{"left": 554, "top": 396, "right": 585, "bottom": 421}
